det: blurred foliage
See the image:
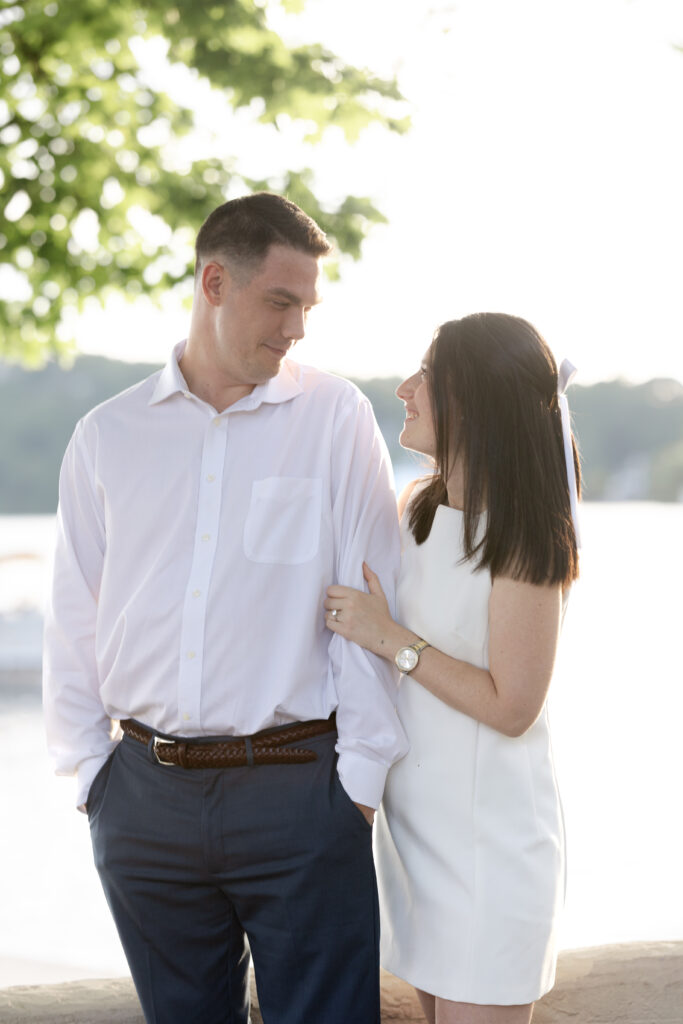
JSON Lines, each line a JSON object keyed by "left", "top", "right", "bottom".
{"left": 1, "top": 358, "right": 683, "bottom": 512}
{"left": 650, "top": 440, "right": 683, "bottom": 502}
{"left": 0, "top": 0, "right": 408, "bottom": 363}
{"left": 569, "top": 378, "right": 683, "bottom": 500}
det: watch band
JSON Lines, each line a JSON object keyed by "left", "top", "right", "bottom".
{"left": 395, "top": 637, "right": 431, "bottom": 673}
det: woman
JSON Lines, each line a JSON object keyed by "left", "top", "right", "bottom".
{"left": 325, "top": 313, "right": 581, "bottom": 1024}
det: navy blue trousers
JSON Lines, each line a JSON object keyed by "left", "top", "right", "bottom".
{"left": 87, "top": 729, "right": 380, "bottom": 1024}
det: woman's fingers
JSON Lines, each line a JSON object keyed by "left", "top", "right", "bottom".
{"left": 362, "top": 562, "right": 383, "bottom": 595}
{"left": 326, "top": 584, "right": 354, "bottom": 599}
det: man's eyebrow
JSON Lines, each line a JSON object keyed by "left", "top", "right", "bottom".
{"left": 266, "top": 287, "right": 322, "bottom": 306}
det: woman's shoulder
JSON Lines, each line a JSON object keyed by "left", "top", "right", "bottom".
{"left": 397, "top": 475, "right": 433, "bottom": 519}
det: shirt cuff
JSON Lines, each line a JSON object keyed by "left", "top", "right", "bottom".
{"left": 335, "top": 749, "right": 391, "bottom": 810}
{"left": 75, "top": 750, "right": 114, "bottom": 812}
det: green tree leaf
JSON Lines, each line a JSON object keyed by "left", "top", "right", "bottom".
{"left": 0, "top": 0, "right": 409, "bottom": 362}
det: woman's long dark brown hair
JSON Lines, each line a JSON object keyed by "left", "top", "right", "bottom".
{"left": 408, "top": 313, "right": 581, "bottom": 586}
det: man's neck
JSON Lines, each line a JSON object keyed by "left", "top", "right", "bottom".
{"left": 179, "top": 342, "right": 256, "bottom": 413}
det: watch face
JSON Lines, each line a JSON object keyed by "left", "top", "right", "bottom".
{"left": 396, "top": 646, "right": 418, "bottom": 672}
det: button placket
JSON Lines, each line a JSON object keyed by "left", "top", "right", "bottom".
{"left": 177, "top": 414, "right": 228, "bottom": 726}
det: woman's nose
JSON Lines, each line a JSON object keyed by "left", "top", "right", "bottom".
{"left": 396, "top": 374, "right": 416, "bottom": 400}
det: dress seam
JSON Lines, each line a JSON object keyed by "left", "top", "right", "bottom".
{"left": 465, "top": 719, "right": 480, "bottom": 989}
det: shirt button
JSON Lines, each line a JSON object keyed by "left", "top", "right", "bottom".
{"left": 187, "top": 651, "right": 196, "bottom": 660}
{"left": 206, "top": 474, "right": 215, "bottom": 483}
{"left": 201, "top": 533, "right": 210, "bottom": 542}
{"left": 192, "top": 589, "right": 201, "bottom": 598}
{"left": 182, "top": 712, "right": 191, "bottom": 722}
{"left": 183, "top": 391, "right": 191, "bottom": 399}
{"left": 212, "top": 416, "right": 221, "bottom": 426}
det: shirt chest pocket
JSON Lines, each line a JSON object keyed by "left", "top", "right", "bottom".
{"left": 243, "top": 477, "right": 323, "bottom": 565}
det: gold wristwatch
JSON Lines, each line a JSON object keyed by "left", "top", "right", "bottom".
{"left": 395, "top": 638, "right": 431, "bottom": 673}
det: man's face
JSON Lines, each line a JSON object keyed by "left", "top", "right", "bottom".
{"left": 209, "top": 243, "right": 322, "bottom": 388}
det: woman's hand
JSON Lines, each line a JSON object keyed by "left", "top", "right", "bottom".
{"left": 325, "top": 562, "right": 413, "bottom": 660}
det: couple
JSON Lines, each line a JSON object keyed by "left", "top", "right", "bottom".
{"left": 44, "top": 193, "right": 580, "bottom": 1024}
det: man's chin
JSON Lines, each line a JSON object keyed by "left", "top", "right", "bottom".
{"left": 250, "top": 364, "right": 282, "bottom": 386}
{"left": 259, "top": 350, "right": 289, "bottom": 377}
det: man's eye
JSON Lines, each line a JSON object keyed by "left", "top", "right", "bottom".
{"left": 271, "top": 300, "right": 289, "bottom": 309}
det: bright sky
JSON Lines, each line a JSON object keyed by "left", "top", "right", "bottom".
{"left": 71, "top": 0, "right": 683, "bottom": 385}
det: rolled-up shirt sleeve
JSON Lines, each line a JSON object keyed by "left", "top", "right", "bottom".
{"left": 43, "top": 418, "right": 117, "bottom": 809}
{"left": 329, "top": 393, "right": 409, "bottom": 809}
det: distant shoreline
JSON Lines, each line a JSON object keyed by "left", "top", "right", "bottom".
{"left": 0, "top": 668, "right": 42, "bottom": 691}
{"left": 1, "top": 354, "right": 683, "bottom": 507}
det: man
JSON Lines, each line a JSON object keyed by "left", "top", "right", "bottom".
{"left": 43, "top": 193, "right": 408, "bottom": 1023}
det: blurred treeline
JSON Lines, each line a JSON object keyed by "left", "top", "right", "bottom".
{"left": 0, "top": 356, "right": 682, "bottom": 512}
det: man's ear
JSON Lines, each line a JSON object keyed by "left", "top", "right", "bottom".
{"left": 201, "top": 261, "right": 226, "bottom": 307}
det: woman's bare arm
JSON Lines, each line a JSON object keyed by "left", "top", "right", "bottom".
{"left": 397, "top": 477, "right": 421, "bottom": 519}
{"left": 326, "top": 567, "right": 562, "bottom": 738}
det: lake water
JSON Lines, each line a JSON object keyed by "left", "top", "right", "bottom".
{"left": 1, "top": 502, "right": 682, "bottom": 987}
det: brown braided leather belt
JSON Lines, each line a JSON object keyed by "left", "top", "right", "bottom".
{"left": 120, "top": 714, "right": 336, "bottom": 769}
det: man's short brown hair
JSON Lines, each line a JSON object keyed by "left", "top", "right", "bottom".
{"left": 195, "top": 192, "right": 332, "bottom": 279}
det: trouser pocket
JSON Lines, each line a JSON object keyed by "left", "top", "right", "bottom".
{"left": 85, "top": 748, "right": 117, "bottom": 820}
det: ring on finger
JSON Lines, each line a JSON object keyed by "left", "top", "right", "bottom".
{"left": 330, "top": 608, "right": 340, "bottom": 620}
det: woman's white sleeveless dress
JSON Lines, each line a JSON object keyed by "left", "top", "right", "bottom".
{"left": 375, "top": 501, "right": 565, "bottom": 1005}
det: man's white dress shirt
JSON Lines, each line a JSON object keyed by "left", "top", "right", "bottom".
{"left": 43, "top": 343, "right": 408, "bottom": 810}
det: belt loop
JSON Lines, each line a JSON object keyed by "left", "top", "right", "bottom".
{"left": 146, "top": 735, "right": 156, "bottom": 763}
{"left": 244, "top": 737, "right": 254, "bottom": 768}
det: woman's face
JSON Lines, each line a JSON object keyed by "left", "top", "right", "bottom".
{"left": 396, "top": 350, "right": 436, "bottom": 457}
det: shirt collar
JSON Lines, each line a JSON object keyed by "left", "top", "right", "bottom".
{"left": 148, "top": 340, "right": 190, "bottom": 406}
{"left": 249, "top": 359, "right": 303, "bottom": 408}
{"left": 148, "top": 341, "right": 304, "bottom": 410}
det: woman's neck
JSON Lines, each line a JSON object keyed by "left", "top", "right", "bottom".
{"left": 445, "top": 461, "right": 465, "bottom": 511}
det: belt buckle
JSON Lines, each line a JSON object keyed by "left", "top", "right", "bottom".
{"left": 152, "top": 735, "right": 176, "bottom": 766}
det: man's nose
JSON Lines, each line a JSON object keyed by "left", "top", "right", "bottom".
{"left": 282, "top": 306, "right": 307, "bottom": 342}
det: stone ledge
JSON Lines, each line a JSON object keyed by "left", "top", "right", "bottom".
{"left": 0, "top": 942, "right": 681, "bottom": 1023}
